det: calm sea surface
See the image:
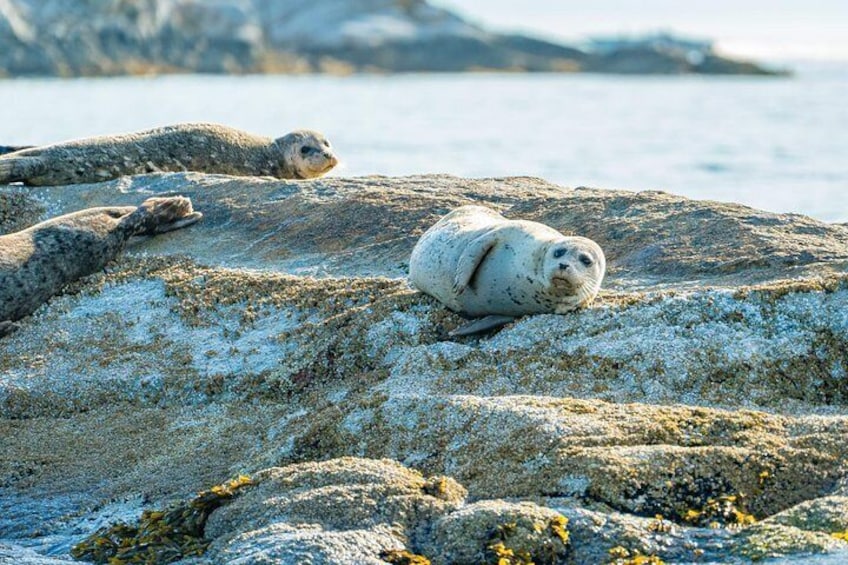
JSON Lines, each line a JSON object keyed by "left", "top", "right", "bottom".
{"left": 1, "top": 63, "right": 846, "bottom": 220}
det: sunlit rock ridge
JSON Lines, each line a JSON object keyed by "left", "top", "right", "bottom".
{"left": 0, "top": 0, "right": 778, "bottom": 76}
{"left": 1, "top": 173, "right": 847, "bottom": 563}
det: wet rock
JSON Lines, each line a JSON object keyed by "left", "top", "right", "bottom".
{"left": 0, "top": 544, "right": 77, "bottom": 564}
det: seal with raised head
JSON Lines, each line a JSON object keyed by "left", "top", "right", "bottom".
{"left": 0, "top": 197, "right": 202, "bottom": 337}
{"left": 0, "top": 123, "right": 338, "bottom": 186}
{"left": 409, "top": 205, "right": 606, "bottom": 335}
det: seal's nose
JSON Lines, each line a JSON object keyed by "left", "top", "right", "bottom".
{"left": 325, "top": 153, "right": 339, "bottom": 167}
{"left": 559, "top": 263, "right": 570, "bottom": 271}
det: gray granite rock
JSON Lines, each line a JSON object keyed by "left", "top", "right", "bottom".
{"left": 1, "top": 174, "right": 847, "bottom": 563}
{"left": 4, "top": 172, "right": 846, "bottom": 285}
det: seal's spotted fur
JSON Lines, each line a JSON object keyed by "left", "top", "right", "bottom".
{"left": 0, "top": 123, "right": 337, "bottom": 186}
{"left": 0, "top": 197, "right": 201, "bottom": 335}
{"left": 410, "top": 205, "right": 605, "bottom": 334}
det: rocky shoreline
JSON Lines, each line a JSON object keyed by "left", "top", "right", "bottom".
{"left": 0, "top": 0, "right": 781, "bottom": 77}
{"left": 2, "top": 173, "right": 848, "bottom": 563}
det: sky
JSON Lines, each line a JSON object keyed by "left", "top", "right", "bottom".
{"left": 431, "top": 0, "right": 848, "bottom": 62}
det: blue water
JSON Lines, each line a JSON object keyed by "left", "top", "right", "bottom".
{"left": 0, "top": 62, "right": 846, "bottom": 221}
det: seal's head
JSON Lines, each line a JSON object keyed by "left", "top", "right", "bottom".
{"left": 539, "top": 236, "right": 606, "bottom": 312}
{"left": 277, "top": 130, "right": 338, "bottom": 179}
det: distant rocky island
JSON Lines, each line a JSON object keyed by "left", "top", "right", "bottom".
{"left": 0, "top": 0, "right": 783, "bottom": 77}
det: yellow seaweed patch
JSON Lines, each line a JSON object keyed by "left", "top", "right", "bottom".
{"left": 70, "top": 475, "right": 253, "bottom": 564}
{"left": 379, "top": 548, "right": 432, "bottom": 565}
{"left": 548, "top": 515, "right": 570, "bottom": 545}
{"left": 831, "top": 531, "right": 848, "bottom": 542}
{"left": 607, "top": 546, "right": 667, "bottom": 565}
{"left": 485, "top": 516, "right": 570, "bottom": 565}
{"left": 681, "top": 494, "right": 756, "bottom": 529}
{"left": 647, "top": 514, "right": 674, "bottom": 533}
{"left": 489, "top": 540, "right": 534, "bottom": 565}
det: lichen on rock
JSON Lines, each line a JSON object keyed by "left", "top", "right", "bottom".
{"left": 3, "top": 174, "right": 848, "bottom": 564}
{"left": 424, "top": 500, "right": 570, "bottom": 565}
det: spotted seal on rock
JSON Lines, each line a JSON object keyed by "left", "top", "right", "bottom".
{"left": 409, "top": 205, "right": 606, "bottom": 335}
{"left": 0, "top": 197, "right": 202, "bottom": 337}
{"left": 0, "top": 123, "right": 338, "bottom": 186}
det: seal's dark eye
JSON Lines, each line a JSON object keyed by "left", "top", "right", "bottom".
{"left": 553, "top": 248, "right": 566, "bottom": 259}
{"left": 579, "top": 253, "right": 594, "bottom": 267}
{"left": 300, "top": 146, "right": 313, "bottom": 155}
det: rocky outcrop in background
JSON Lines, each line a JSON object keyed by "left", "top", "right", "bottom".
{"left": 1, "top": 174, "right": 847, "bottom": 563}
{"left": 0, "top": 0, "right": 780, "bottom": 77}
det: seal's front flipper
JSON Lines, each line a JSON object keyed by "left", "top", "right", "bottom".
{"left": 449, "top": 315, "right": 515, "bottom": 337}
{"left": 0, "top": 156, "right": 46, "bottom": 185}
{"left": 0, "top": 321, "right": 21, "bottom": 338}
{"left": 453, "top": 230, "right": 498, "bottom": 295}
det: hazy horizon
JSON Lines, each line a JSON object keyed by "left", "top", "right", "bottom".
{"left": 432, "top": 0, "right": 848, "bottom": 63}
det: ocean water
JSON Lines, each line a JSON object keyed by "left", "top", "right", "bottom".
{"left": 0, "top": 63, "right": 846, "bottom": 221}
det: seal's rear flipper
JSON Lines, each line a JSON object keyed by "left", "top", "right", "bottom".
{"left": 0, "top": 156, "right": 45, "bottom": 184}
{"left": 152, "top": 212, "right": 203, "bottom": 233}
{"left": 0, "top": 321, "right": 21, "bottom": 338}
{"left": 128, "top": 197, "right": 203, "bottom": 235}
{"left": 0, "top": 160, "right": 15, "bottom": 183}
{"left": 449, "top": 315, "right": 515, "bottom": 337}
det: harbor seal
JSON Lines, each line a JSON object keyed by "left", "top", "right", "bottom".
{"left": 0, "top": 145, "right": 32, "bottom": 156}
{"left": 409, "top": 205, "right": 606, "bottom": 335}
{"left": 0, "top": 123, "right": 338, "bottom": 186}
{"left": 0, "top": 197, "right": 201, "bottom": 336}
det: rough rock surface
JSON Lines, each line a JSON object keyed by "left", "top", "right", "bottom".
{"left": 0, "top": 0, "right": 778, "bottom": 77}
{"left": 2, "top": 174, "right": 848, "bottom": 564}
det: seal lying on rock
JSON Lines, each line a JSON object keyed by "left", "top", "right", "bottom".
{"left": 0, "top": 145, "right": 33, "bottom": 156}
{"left": 0, "top": 197, "right": 202, "bottom": 337}
{"left": 409, "top": 205, "right": 605, "bottom": 336}
{"left": 0, "top": 123, "right": 338, "bottom": 186}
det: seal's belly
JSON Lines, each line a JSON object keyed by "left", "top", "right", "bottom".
{"left": 455, "top": 250, "right": 554, "bottom": 317}
{"left": 409, "top": 210, "right": 501, "bottom": 311}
